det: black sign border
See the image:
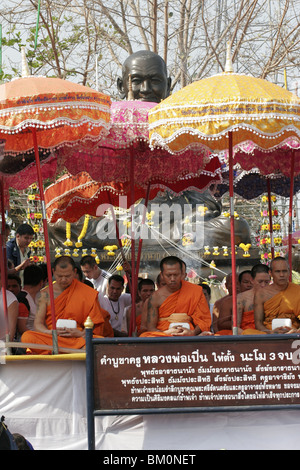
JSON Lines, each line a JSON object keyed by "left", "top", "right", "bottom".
{"left": 85, "top": 332, "right": 300, "bottom": 450}
{"left": 87, "top": 333, "right": 300, "bottom": 415}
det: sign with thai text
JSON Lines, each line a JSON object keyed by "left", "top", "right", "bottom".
{"left": 93, "top": 336, "right": 300, "bottom": 413}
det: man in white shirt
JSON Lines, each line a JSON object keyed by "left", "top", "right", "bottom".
{"left": 80, "top": 255, "right": 110, "bottom": 294}
{"left": 17, "top": 264, "right": 44, "bottom": 337}
{"left": 98, "top": 275, "right": 131, "bottom": 336}
{"left": 0, "top": 270, "right": 18, "bottom": 342}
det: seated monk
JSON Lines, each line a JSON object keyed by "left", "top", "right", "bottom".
{"left": 216, "top": 264, "right": 270, "bottom": 335}
{"left": 246, "top": 257, "right": 300, "bottom": 335}
{"left": 214, "top": 270, "right": 253, "bottom": 335}
{"left": 140, "top": 256, "right": 212, "bottom": 337}
{"left": 21, "top": 256, "right": 113, "bottom": 354}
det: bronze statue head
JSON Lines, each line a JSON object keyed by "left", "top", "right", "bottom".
{"left": 117, "top": 50, "right": 171, "bottom": 103}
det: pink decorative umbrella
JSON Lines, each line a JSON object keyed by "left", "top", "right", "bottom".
{"left": 58, "top": 100, "right": 211, "bottom": 182}
{"left": 0, "top": 52, "right": 111, "bottom": 353}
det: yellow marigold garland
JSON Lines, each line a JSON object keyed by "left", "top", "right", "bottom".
{"left": 75, "top": 215, "right": 90, "bottom": 247}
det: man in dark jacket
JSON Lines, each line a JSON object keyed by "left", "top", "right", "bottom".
{"left": 6, "top": 224, "right": 34, "bottom": 284}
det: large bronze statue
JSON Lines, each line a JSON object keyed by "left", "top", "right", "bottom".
{"left": 117, "top": 50, "right": 171, "bottom": 102}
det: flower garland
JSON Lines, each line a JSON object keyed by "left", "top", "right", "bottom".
{"left": 27, "top": 183, "right": 46, "bottom": 263}
{"left": 64, "top": 222, "right": 73, "bottom": 247}
{"left": 75, "top": 215, "right": 90, "bottom": 248}
{"left": 61, "top": 215, "right": 102, "bottom": 263}
{"left": 258, "top": 194, "right": 285, "bottom": 264}
{"left": 203, "top": 245, "right": 232, "bottom": 257}
{"left": 63, "top": 215, "right": 90, "bottom": 256}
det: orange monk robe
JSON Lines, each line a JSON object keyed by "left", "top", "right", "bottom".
{"left": 140, "top": 281, "right": 211, "bottom": 337}
{"left": 21, "top": 278, "right": 113, "bottom": 354}
{"left": 136, "top": 314, "right": 142, "bottom": 332}
{"left": 242, "top": 283, "right": 300, "bottom": 335}
{"left": 263, "top": 283, "right": 300, "bottom": 330}
{"left": 240, "top": 310, "right": 255, "bottom": 330}
{"left": 217, "top": 310, "right": 256, "bottom": 336}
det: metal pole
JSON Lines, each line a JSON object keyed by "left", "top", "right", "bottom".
{"left": 228, "top": 132, "right": 238, "bottom": 335}
{"left": 85, "top": 316, "right": 95, "bottom": 450}
{"left": 267, "top": 179, "right": 274, "bottom": 259}
{"left": 129, "top": 148, "right": 136, "bottom": 336}
{"left": 289, "top": 150, "right": 295, "bottom": 280}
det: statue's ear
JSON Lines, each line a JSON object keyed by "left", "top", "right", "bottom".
{"left": 117, "top": 77, "right": 126, "bottom": 99}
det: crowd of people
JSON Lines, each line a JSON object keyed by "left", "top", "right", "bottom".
{"left": 1, "top": 222, "right": 300, "bottom": 355}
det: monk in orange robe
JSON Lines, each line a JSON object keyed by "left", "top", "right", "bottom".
{"left": 140, "top": 256, "right": 212, "bottom": 337}
{"left": 21, "top": 256, "right": 113, "bottom": 354}
{"left": 217, "top": 264, "right": 271, "bottom": 336}
{"left": 249, "top": 257, "right": 300, "bottom": 335}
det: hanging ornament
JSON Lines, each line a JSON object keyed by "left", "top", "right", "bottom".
{"left": 121, "top": 234, "right": 131, "bottom": 247}
{"left": 146, "top": 210, "right": 155, "bottom": 226}
{"left": 182, "top": 233, "right": 194, "bottom": 246}
{"left": 75, "top": 215, "right": 90, "bottom": 247}
{"left": 64, "top": 222, "right": 73, "bottom": 246}
{"left": 274, "top": 237, "right": 282, "bottom": 246}
{"left": 197, "top": 205, "right": 208, "bottom": 217}
{"left": 222, "top": 246, "right": 229, "bottom": 256}
{"left": 91, "top": 248, "right": 97, "bottom": 257}
{"left": 55, "top": 247, "right": 62, "bottom": 258}
{"left": 239, "top": 243, "right": 251, "bottom": 257}
{"left": 204, "top": 245, "right": 211, "bottom": 255}
{"left": 104, "top": 245, "right": 118, "bottom": 256}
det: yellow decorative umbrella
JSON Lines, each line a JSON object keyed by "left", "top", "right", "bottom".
{"left": 149, "top": 44, "right": 300, "bottom": 335}
{"left": 149, "top": 46, "right": 300, "bottom": 166}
